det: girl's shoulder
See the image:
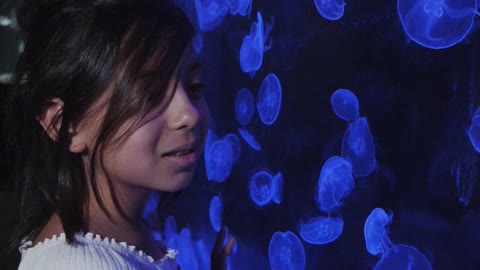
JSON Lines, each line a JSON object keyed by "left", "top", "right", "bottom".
{"left": 18, "top": 232, "right": 179, "bottom": 270}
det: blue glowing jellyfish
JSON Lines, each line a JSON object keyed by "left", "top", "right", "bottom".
{"left": 257, "top": 73, "right": 282, "bottom": 126}
{"left": 316, "top": 156, "right": 355, "bottom": 213}
{"left": 193, "top": 240, "right": 210, "bottom": 270}
{"left": 271, "top": 172, "right": 284, "bottom": 205}
{"left": 224, "top": 133, "right": 241, "bottom": 162}
{"left": 451, "top": 153, "right": 479, "bottom": 207}
{"left": 206, "top": 139, "right": 234, "bottom": 182}
{"left": 193, "top": 32, "right": 203, "bottom": 54}
{"left": 314, "top": 0, "right": 346, "bottom": 21}
{"left": 238, "top": 127, "right": 261, "bottom": 151}
{"left": 235, "top": 88, "right": 255, "bottom": 126}
{"left": 330, "top": 88, "right": 360, "bottom": 121}
{"left": 177, "top": 228, "right": 199, "bottom": 270}
{"left": 299, "top": 216, "right": 344, "bottom": 245}
{"left": 397, "top": 0, "right": 477, "bottom": 49}
{"left": 204, "top": 129, "right": 218, "bottom": 180}
{"left": 228, "top": 0, "right": 252, "bottom": 16}
{"left": 468, "top": 107, "right": 480, "bottom": 153}
{"left": 268, "top": 231, "right": 306, "bottom": 270}
{"left": 364, "top": 208, "right": 393, "bottom": 256}
{"left": 341, "top": 117, "right": 376, "bottom": 177}
{"left": 374, "top": 244, "right": 433, "bottom": 270}
{"left": 164, "top": 215, "right": 178, "bottom": 243}
{"left": 194, "top": 0, "right": 229, "bottom": 32}
{"left": 249, "top": 171, "right": 274, "bottom": 207}
{"left": 239, "top": 12, "right": 274, "bottom": 76}
{"left": 209, "top": 196, "right": 222, "bottom": 233}
{"left": 192, "top": 240, "right": 209, "bottom": 269}
{"left": 142, "top": 192, "right": 160, "bottom": 219}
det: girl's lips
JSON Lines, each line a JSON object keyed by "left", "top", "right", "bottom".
{"left": 162, "top": 147, "right": 199, "bottom": 168}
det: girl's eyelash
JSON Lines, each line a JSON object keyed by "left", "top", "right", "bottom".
{"left": 189, "top": 82, "right": 205, "bottom": 98}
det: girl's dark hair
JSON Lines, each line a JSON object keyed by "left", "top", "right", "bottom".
{"left": 4, "top": 0, "right": 194, "bottom": 248}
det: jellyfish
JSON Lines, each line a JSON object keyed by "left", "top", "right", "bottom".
{"left": 204, "top": 129, "right": 218, "bottom": 180}
{"left": 451, "top": 152, "right": 479, "bottom": 206}
{"left": 235, "top": 88, "right": 255, "bottom": 126}
{"left": 397, "top": 0, "right": 477, "bottom": 49}
{"left": 364, "top": 208, "right": 393, "bottom": 256}
{"left": 330, "top": 88, "right": 360, "bottom": 121}
{"left": 341, "top": 117, "right": 376, "bottom": 177}
{"left": 177, "top": 228, "right": 200, "bottom": 270}
{"left": 228, "top": 0, "right": 252, "bottom": 16}
{"left": 193, "top": 239, "right": 211, "bottom": 270}
{"left": 205, "top": 139, "right": 234, "bottom": 182}
{"left": 298, "top": 216, "right": 344, "bottom": 245}
{"left": 239, "top": 12, "right": 274, "bottom": 77}
{"left": 194, "top": 0, "right": 229, "bottom": 32}
{"left": 209, "top": 196, "right": 222, "bottom": 232}
{"left": 374, "top": 244, "right": 433, "bottom": 270}
{"left": 193, "top": 32, "right": 203, "bottom": 54}
{"left": 224, "top": 133, "right": 242, "bottom": 162}
{"left": 468, "top": 107, "right": 480, "bottom": 153}
{"left": 271, "top": 172, "right": 284, "bottom": 205}
{"left": 314, "top": 0, "right": 347, "bottom": 21}
{"left": 257, "top": 73, "right": 283, "bottom": 126}
{"left": 316, "top": 156, "right": 355, "bottom": 213}
{"left": 268, "top": 231, "right": 306, "bottom": 270}
{"left": 164, "top": 215, "right": 178, "bottom": 243}
{"left": 238, "top": 127, "right": 261, "bottom": 151}
{"left": 142, "top": 191, "right": 160, "bottom": 219}
{"left": 249, "top": 171, "right": 274, "bottom": 207}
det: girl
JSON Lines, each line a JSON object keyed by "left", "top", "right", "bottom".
{"left": 4, "top": 0, "right": 235, "bottom": 269}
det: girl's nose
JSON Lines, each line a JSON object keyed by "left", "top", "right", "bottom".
{"left": 166, "top": 87, "right": 201, "bottom": 131}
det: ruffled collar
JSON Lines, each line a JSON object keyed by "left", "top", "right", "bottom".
{"left": 19, "top": 232, "right": 178, "bottom": 264}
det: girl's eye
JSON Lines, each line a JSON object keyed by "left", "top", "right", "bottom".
{"left": 189, "top": 82, "right": 205, "bottom": 100}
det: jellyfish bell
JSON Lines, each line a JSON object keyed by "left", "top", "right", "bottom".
{"left": 176, "top": 228, "right": 199, "bottom": 269}
{"left": 164, "top": 215, "right": 178, "bottom": 242}
{"left": 330, "top": 88, "right": 360, "bottom": 122}
{"left": 195, "top": 0, "right": 229, "bottom": 32}
{"left": 224, "top": 133, "right": 242, "bottom": 162}
{"left": 364, "top": 208, "right": 394, "bottom": 256}
{"left": 468, "top": 107, "right": 480, "bottom": 153}
{"left": 316, "top": 156, "right": 355, "bottom": 213}
{"left": 204, "top": 129, "right": 218, "bottom": 180}
{"left": 397, "top": 0, "right": 477, "bottom": 49}
{"left": 209, "top": 195, "right": 223, "bottom": 232}
{"left": 298, "top": 216, "right": 344, "bottom": 245}
{"left": 314, "top": 0, "right": 347, "bottom": 21}
{"left": 341, "top": 117, "right": 376, "bottom": 177}
{"left": 268, "top": 231, "right": 306, "bottom": 270}
{"left": 239, "top": 12, "right": 275, "bottom": 76}
{"left": 235, "top": 88, "right": 255, "bottom": 126}
{"left": 271, "top": 172, "right": 284, "bottom": 205}
{"left": 238, "top": 127, "right": 262, "bottom": 151}
{"left": 205, "top": 139, "right": 234, "bottom": 182}
{"left": 249, "top": 170, "right": 274, "bottom": 207}
{"left": 374, "top": 244, "right": 433, "bottom": 270}
{"left": 257, "top": 73, "right": 283, "bottom": 126}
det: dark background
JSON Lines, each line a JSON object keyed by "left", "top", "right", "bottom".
{"left": 2, "top": 0, "right": 480, "bottom": 269}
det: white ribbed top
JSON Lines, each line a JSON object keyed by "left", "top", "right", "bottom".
{"left": 18, "top": 232, "right": 178, "bottom": 270}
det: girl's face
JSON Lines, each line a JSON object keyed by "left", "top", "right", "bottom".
{"left": 100, "top": 45, "right": 210, "bottom": 193}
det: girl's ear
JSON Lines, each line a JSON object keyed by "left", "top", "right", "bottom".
{"left": 36, "top": 98, "right": 87, "bottom": 154}
{"left": 37, "top": 98, "right": 64, "bottom": 141}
